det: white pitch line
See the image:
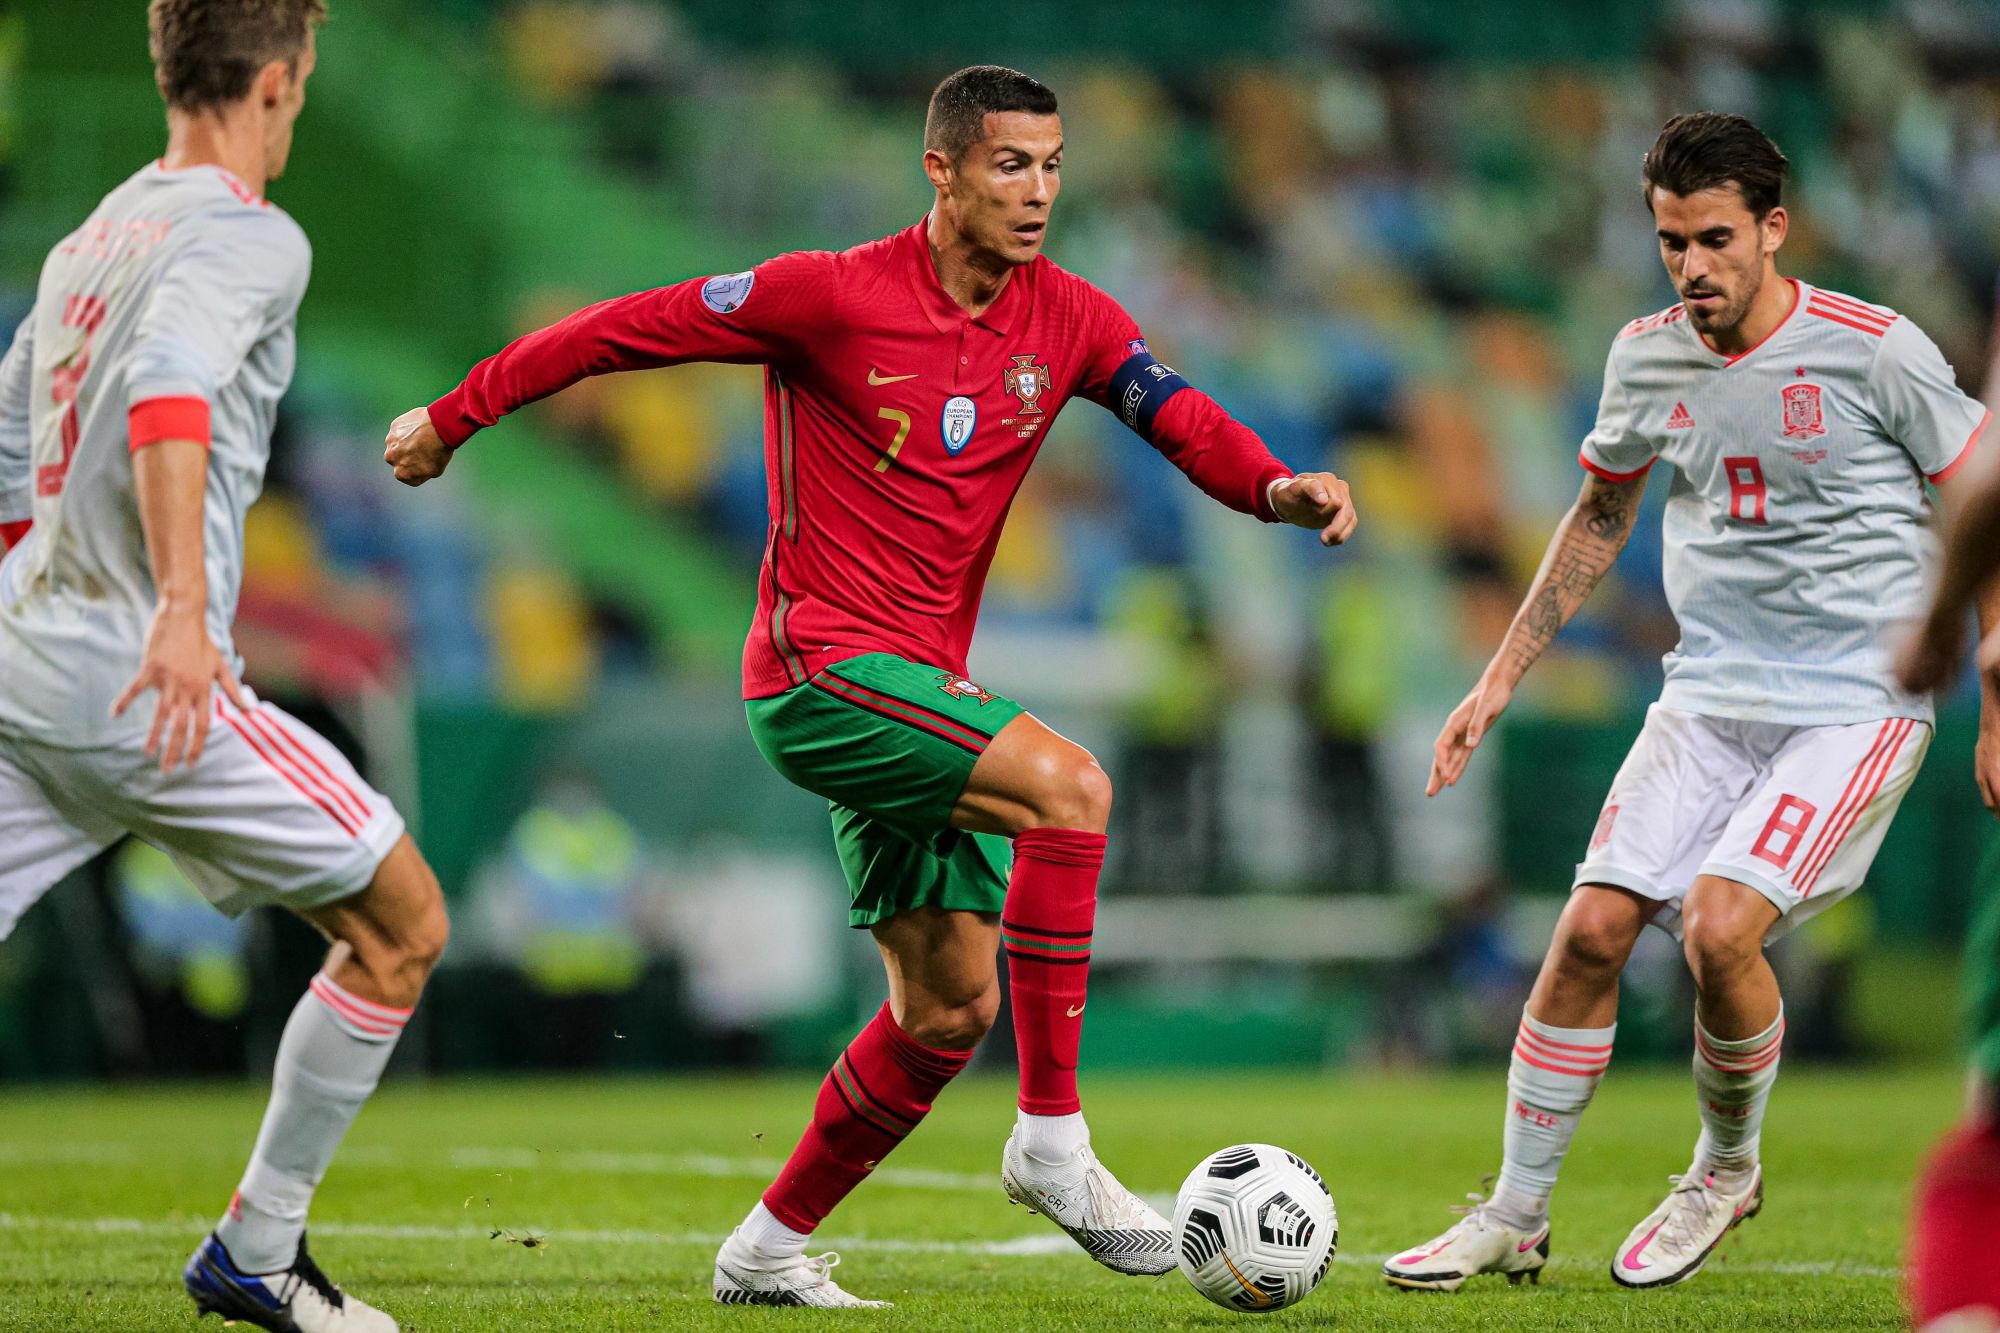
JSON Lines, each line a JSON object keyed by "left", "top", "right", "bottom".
{"left": 0, "top": 1142, "right": 996, "bottom": 1194}
{"left": 0, "top": 1213, "right": 1902, "bottom": 1277}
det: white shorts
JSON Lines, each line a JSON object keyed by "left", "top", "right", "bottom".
{"left": 1574, "top": 704, "right": 1930, "bottom": 941}
{"left": 0, "top": 689, "right": 404, "bottom": 939}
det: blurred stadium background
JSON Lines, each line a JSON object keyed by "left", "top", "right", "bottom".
{"left": 2, "top": 0, "right": 1996, "bottom": 1090}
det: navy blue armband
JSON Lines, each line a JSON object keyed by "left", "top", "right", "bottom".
{"left": 1108, "top": 351, "right": 1190, "bottom": 439}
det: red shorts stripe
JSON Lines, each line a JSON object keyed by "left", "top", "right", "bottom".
{"left": 252, "top": 704, "right": 373, "bottom": 825}
{"left": 227, "top": 699, "right": 370, "bottom": 836}
{"left": 1796, "top": 720, "right": 1914, "bottom": 897}
{"left": 217, "top": 702, "right": 361, "bottom": 838}
{"left": 1791, "top": 720, "right": 1896, "bottom": 887}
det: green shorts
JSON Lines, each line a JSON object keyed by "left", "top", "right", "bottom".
{"left": 746, "top": 653, "right": 1025, "bottom": 928}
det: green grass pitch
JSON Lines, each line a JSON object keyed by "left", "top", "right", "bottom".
{"left": 0, "top": 1066, "right": 1954, "bottom": 1330}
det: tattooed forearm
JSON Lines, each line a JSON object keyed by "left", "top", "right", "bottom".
{"left": 1489, "top": 474, "right": 1645, "bottom": 687}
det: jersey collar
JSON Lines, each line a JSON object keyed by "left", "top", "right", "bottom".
{"left": 1693, "top": 276, "right": 1802, "bottom": 367}
{"left": 904, "top": 214, "right": 1027, "bottom": 338}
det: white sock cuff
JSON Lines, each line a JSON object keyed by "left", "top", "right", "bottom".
{"left": 308, "top": 973, "right": 411, "bottom": 1044}
{"left": 1695, "top": 1008, "right": 1784, "bottom": 1061}
{"left": 1016, "top": 1110, "right": 1089, "bottom": 1164}
{"left": 740, "top": 1200, "right": 810, "bottom": 1258}
{"left": 1514, "top": 1011, "right": 1615, "bottom": 1077}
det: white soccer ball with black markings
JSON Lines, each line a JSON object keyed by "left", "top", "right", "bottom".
{"left": 1171, "top": 1144, "right": 1337, "bottom": 1313}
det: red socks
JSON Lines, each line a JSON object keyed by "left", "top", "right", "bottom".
{"left": 1907, "top": 1115, "right": 2000, "bottom": 1325}
{"left": 761, "top": 1003, "right": 971, "bottom": 1232}
{"left": 1003, "top": 827, "right": 1106, "bottom": 1117}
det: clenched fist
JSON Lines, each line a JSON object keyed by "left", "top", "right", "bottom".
{"left": 383, "top": 407, "right": 452, "bottom": 486}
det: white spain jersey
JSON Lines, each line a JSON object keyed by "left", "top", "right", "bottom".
{"left": 0, "top": 161, "right": 309, "bottom": 746}
{"left": 1581, "top": 279, "right": 1989, "bottom": 726}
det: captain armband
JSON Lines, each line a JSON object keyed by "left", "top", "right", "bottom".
{"left": 1108, "top": 350, "right": 1190, "bottom": 440}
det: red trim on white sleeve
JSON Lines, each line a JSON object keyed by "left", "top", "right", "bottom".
{"left": 0, "top": 519, "right": 29, "bottom": 553}
{"left": 1578, "top": 450, "right": 1655, "bottom": 484}
{"left": 1928, "top": 410, "right": 1991, "bottom": 485}
{"left": 128, "top": 396, "right": 211, "bottom": 452}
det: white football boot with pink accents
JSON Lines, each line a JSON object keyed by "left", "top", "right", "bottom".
{"left": 1610, "top": 1165, "right": 1763, "bottom": 1289}
{"left": 1381, "top": 1184, "right": 1550, "bottom": 1292}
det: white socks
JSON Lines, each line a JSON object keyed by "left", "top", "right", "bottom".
{"left": 739, "top": 1199, "right": 812, "bottom": 1260}
{"left": 1692, "top": 1008, "right": 1784, "bottom": 1183}
{"left": 215, "top": 973, "right": 410, "bottom": 1273}
{"left": 1492, "top": 1011, "right": 1614, "bottom": 1230}
{"left": 1016, "top": 1110, "right": 1089, "bottom": 1166}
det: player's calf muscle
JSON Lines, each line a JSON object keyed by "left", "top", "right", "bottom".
{"left": 305, "top": 836, "right": 448, "bottom": 1008}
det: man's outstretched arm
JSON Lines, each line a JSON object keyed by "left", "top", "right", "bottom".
{"left": 386, "top": 254, "right": 835, "bottom": 486}
{"left": 1427, "top": 472, "right": 1646, "bottom": 796}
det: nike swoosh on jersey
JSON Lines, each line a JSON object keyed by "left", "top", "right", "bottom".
{"left": 1066, "top": 1004, "right": 1086, "bottom": 1017}
{"left": 867, "top": 369, "right": 917, "bottom": 385}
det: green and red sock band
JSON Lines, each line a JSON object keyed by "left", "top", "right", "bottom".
{"left": 811, "top": 671, "right": 991, "bottom": 754}
{"left": 830, "top": 1051, "right": 918, "bottom": 1140}
{"left": 1001, "top": 917, "right": 1093, "bottom": 966}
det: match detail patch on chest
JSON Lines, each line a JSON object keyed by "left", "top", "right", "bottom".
{"left": 941, "top": 396, "right": 977, "bottom": 455}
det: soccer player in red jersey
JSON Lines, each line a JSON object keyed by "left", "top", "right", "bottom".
{"left": 384, "top": 66, "right": 1355, "bottom": 1306}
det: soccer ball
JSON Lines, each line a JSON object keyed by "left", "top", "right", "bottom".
{"left": 1171, "top": 1144, "right": 1337, "bottom": 1313}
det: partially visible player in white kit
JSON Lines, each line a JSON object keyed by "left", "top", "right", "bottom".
{"left": 0, "top": 4, "right": 446, "bottom": 1330}
{"left": 1381, "top": 112, "right": 1996, "bottom": 1293}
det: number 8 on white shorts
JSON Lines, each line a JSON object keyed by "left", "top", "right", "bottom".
{"left": 1575, "top": 704, "right": 1931, "bottom": 941}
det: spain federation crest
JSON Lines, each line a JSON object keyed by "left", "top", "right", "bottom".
{"left": 1003, "top": 354, "right": 1052, "bottom": 416}
{"left": 1781, "top": 382, "right": 1826, "bottom": 441}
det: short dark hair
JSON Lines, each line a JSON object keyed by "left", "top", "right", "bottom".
{"left": 148, "top": 0, "right": 326, "bottom": 113}
{"left": 924, "top": 66, "right": 1059, "bottom": 161}
{"left": 1642, "top": 112, "right": 1789, "bottom": 220}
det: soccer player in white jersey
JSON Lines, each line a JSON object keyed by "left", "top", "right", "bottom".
{"left": 1381, "top": 112, "right": 1995, "bottom": 1293}
{"left": 0, "top": 4, "right": 445, "bottom": 1329}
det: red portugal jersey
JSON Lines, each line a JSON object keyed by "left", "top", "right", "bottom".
{"left": 429, "top": 217, "right": 1294, "bottom": 699}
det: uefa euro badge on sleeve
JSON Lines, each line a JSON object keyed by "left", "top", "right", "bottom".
{"left": 701, "top": 270, "right": 756, "bottom": 315}
{"left": 941, "top": 396, "right": 977, "bottom": 455}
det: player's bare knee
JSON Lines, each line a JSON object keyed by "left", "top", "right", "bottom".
{"left": 1021, "top": 746, "right": 1112, "bottom": 831}
{"left": 1681, "top": 912, "right": 1761, "bottom": 989}
{"left": 901, "top": 984, "right": 999, "bottom": 1050}
{"left": 1552, "top": 898, "right": 1641, "bottom": 977}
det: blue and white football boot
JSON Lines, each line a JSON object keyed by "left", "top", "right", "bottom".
{"left": 184, "top": 1231, "right": 396, "bottom": 1332}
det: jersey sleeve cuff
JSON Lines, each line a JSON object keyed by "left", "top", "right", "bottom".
{"left": 128, "top": 395, "right": 211, "bottom": 452}
{"left": 1257, "top": 466, "right": 1294, "bottom": 522}
{"left": 1578, "top": 449, "right": 1654, "bottom": 483}
{"left": 1928, "top": 409, "right": 1991, "bottom": 485}
{"left": 427, "top": 385, "right": 479, "bottom": 449}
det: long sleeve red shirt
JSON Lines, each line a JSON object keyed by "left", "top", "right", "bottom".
{"left": 430, "top": 217, "right": 1294, "bottom": 699}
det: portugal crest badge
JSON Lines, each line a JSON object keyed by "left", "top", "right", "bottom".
{"left": 936, "top": 673, "right": 997, "bottom": 706}
{"left": 1003, "top": 354, "right": 1052, "bottom": 416}
{"left": 1781, "top": 382, "right": 1825, "bottom": 441}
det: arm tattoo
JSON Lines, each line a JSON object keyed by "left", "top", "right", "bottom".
{"left": 1495, "top": 477, "right": 1643, "bottom": 682}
